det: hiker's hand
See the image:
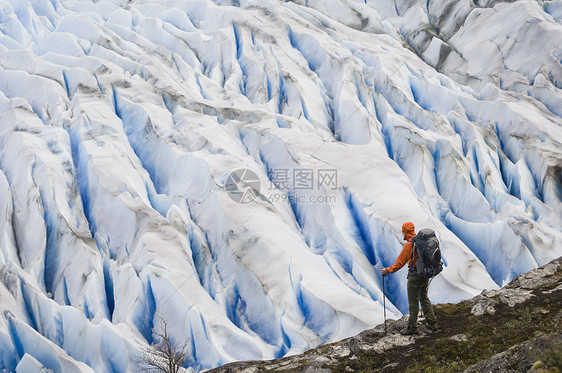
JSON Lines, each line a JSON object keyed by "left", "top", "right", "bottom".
{"left": 381, "top": 268, "right": 388, "bottom": 275}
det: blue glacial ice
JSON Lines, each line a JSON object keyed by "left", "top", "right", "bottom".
{"left": 0, "top": 0, "right": 560, "bottom": 371}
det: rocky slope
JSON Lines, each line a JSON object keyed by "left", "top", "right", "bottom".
{"left": 209, "top": 257, "right": 562, "bottom": 372}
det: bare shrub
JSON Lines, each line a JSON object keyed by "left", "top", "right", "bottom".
{"left": 137, "top": 317, "right": 189, "bottom": 373}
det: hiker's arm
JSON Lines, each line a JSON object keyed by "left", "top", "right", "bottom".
{"left": 383, "top": 242, "right": 413, "bottom": 274}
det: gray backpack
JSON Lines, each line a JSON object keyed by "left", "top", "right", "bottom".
{"left": 410, "top": 228, "right": 443, "bottom": 278}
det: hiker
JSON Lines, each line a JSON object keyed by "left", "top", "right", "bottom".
{"left": 380, "top": 222, "right": 438, "bottom": 335}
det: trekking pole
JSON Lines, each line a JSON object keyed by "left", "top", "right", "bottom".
{"left": 382, "top": 273, "right": 387, "bottom": 334}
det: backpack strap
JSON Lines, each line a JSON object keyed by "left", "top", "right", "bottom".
{"left": 408, "top": 239, "right": 416, "bottom": 273}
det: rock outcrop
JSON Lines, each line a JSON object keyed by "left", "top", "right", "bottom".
{"left": 208, "top": 257, "right": 562, "bottom": 372}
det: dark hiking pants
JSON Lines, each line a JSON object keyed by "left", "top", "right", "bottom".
{"left": 407, "top": 273, "right": 436, "bottom": 329}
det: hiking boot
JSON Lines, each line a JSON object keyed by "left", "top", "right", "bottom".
{"left": 400, "top": 327, "right": 418, "bottom": 335}
{"left": 426, "top": 322, "right": 439, "bottom": 331}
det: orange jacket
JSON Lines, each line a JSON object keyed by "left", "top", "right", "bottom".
{"left": 386, "top": 222, "right": 417, "bottom": 273}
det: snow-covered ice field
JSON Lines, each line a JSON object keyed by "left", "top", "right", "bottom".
{"left": 0, "top": 0, "right": 561, "bottom": 371}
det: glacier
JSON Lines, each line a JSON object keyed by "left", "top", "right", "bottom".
{"left": 0, "top": 0, "right": 560, "bottom": 371}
